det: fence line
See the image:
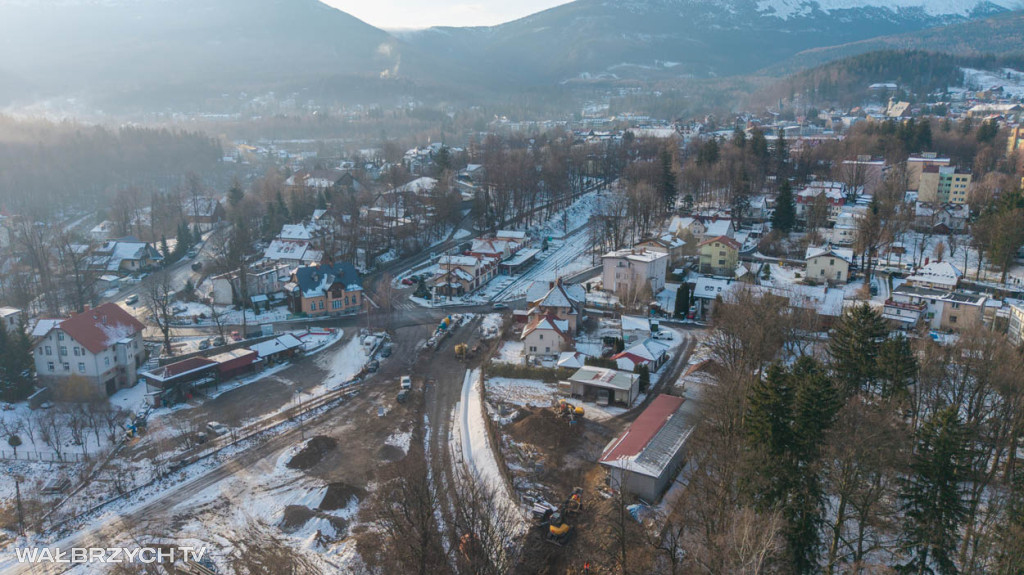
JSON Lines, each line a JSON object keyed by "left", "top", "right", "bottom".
{"left": 0, "top": 449, "right": 88, "bottom": 463}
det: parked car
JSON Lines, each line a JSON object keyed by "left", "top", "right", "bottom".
{"left": 213, "top": 336, "right": 225, "bottom": 346}
{"left": 125, "top": 294, "right": 139, "bottom": 305}
{"left": 187, "top": 247, "right": 200, "bottom": 258}
{"left": 401, "top": 278, "right": 414, "bottom": 286}
{"left": 230, "top": 330, "right": 242, "bottom": 341}
{"left": 397, "top": 389, "right": 410, "bottom": 403}
{"left": 199, "top": 339, "right": 211, "bottom": 350}
{"left": 366, "top": 360, "right": 380, "bottom": 372}
{"left": 380, "top": 345, "right": 392, "bottom": 358}
{"left": 400, "top": 375, "right": 412, "bottom": 390}
{"left": 493, "top": 303, "right": 509, "bottom": 310}
{"left": 653, "top": 330, "right": 674, "bottom": 341}
{"left": 206, "top": 421, "right": 228, "bottom": 436}
{"left": 377, "top": 406, "right": 386, "bottom": 418}
{"left": 191, "top": 261, "right": 203, "bottom": 271}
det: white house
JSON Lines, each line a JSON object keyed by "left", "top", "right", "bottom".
{"left": 602, "top": 248, "right": 668, "bottom": 297}
{"left": 32, "top": 303, "right": 145, "bottom": 397}
{"left": 0, "top": 307, "right": 23, "bottom": 333}
{"left": 521, "top": 315, "right": 572, "bottom": 358}
{"left": 805, "top": 245, "right": 854, "bottom": 284}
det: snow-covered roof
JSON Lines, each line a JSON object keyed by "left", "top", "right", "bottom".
{"left": 249, "top": 334, "right": 304, "bottom": 358}
{"left": 621, "top": 315, "right": 651, "bottom": 333}
{"left": 264, "top": 239, "right": 320, "bottom": 264}
{"left": 521, "top": 315, "right": 571, "bottom": 341}
{"left": 907, "top": 261, "right": 962, "bottom": 288}
{"left": 396, "top": 177, "right": 438, "bottom": 195}
{"left": 568, "top": 366, "right": 637, "bottom": 392}
{"left": 703, "top": 219, "right": 734, "bottom": 239}
{"left": 440, "top": 255, "right": 480, "bottom": 268}
{"left": 805, "top": 245, "right": 854, "bottom": 263}
{"left": 603, "top": 248, "right": 668, "bottom": 263}
{"left": 557, "top": 351, "right": 588, "bottom": 370}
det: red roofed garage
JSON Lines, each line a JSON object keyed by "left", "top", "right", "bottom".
{"left": 599, "top": 394, "right": 693, "bottom": 502}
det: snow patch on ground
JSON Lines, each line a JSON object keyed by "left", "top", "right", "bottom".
{"left": 316, "top": 334, "right": 368, "bottom": 388}
{"left": 485, "top": 378, "right": 558, "bottom": 408}
{"left": 386, "top": 431, "right": 412, "bottom": 455}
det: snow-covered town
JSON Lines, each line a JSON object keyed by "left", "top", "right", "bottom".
{"left": 2, "top": 2, "right": 1024, "bottom": 573}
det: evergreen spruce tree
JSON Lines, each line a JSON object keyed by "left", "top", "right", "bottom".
{"left": 828, "top": 303, "right": 887, "bottom": 396}
{"left": 772, "top": 180, "right": 796, "bottom": 234}
{"left": 899, "top": 407, "right": 970, "bottom": 575}
{"left": 674, "top": 285, "right": 689, "bottom": 318}
{"left": 160, "top": 234, "right": 171, "bottom": 259}
{"left": 877, "top": 335, "right": 917, "bottom": 401}
{"left": 745, "top": 363, "right": 796, "bottom": 505}
{"left": 790, "top": 356, "right": 841, "bottom": 461}
{"left": 635, "top": 364, "right": 650, "bottom": 393}
{"left": 659, "top": 146, "right": 678, "bottom": 209}
{"left": 995, "top": 470, "right": 1024, "bottom": 573}
{"left": 0, "top": 320, "right": 34, "bottom": 402}
{"left": 227, "top": 178, "right": 245, "bottom": 208}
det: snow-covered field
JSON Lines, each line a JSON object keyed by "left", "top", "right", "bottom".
{"left": 485, "top": 378, "right": 558, "bottom": 408}
{"left": 961, "top": 67, "right": 1024, "bottom": 98}
{"left": 493, "top": 340, "right": 525, "bottom": 364}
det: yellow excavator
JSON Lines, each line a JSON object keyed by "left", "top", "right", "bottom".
{"left": 532, "top": 487, "right": 584, "bottom": 546}
{"left": 455, "top": 343, "right": 468, "bottom": 360}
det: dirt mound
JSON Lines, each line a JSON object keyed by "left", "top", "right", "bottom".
{"left": 319, "top": 482, "right": 366, "bottom": 511}
{"left": 287, "top": 436, "right": 338, "bottom": 470}
{"left": 279, "top": 504, "right": 350, "bottom": 535}
{"left": 280, "top": 505, "right": 316, "bottom": 531}
{"left": 508, "top": 408, "right": 580, "bottom": 455}
{"left": 377, "top": 444, "right": 405, "bottom": 462}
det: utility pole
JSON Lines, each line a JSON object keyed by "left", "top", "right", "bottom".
{"left": 13, "top": 473, "right": 25, "bottom": 536}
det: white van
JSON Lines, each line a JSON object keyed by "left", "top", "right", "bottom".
{"left": 400, "top": 375, "right": 412, "bottom": 390}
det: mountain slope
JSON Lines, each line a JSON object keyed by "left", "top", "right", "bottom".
{"left": 0, "top": 0, "right": 403, "bottom": 107}
{"left": 403, "top": 0, "right": 1023, "bottom": 84}
{"left": 771, "top": 9, "right": 1024, "bottom": 74}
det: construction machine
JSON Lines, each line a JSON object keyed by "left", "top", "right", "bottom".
{"left": 546, "top": 511, "right": 574, "bottom": 546}
{"left": 532, "top": 486, "right": 584, "bottom": 546}
{"left": 455, "top": 343, "right": 468, "bottom": 360}
{"left": 556, "top": 400, "right": 585, "bottom": 426}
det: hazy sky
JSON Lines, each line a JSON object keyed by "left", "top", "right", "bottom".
{"left": 322, "top": 0, "right": 573, "bottom": 29}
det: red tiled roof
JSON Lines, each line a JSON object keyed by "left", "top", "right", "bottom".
{"left": 600, "top": 394, "right": 685, "bottom": 463}
{"left": 698, "top": 235, "right": 741, "bottom": 250}
{"left": 59, "top": 303, "right": 144, "bottom": 354}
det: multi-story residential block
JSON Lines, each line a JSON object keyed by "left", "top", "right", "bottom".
{"left": 602, "top": 248, "right": 669, "bottom": 296}
{"left": 919, "top": 166, "right": 971, "bottom": 204}
{"left": 32, "top": 303, "right": 145, "bottom": 397}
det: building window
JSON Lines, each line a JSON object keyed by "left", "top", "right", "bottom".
{"left": 62, "top": 362, "right": 70, "bottom": 371}
{"left": 105, "top": 357, "right": 110, "bottom": 367}
{"left": 529, "top": 346, "right": 537, "bottom": 352}
{"left": 950, "top": 315, "right": 958, "bottom": 324}
{"left": 73, "top": 347, "right": 80, "bottom": 356}
{"left": 60, "top": 346, "right": 67, "bottom": 356}
{"left": 78, "top": 362, "right": 85, "bottom": 373}
{"left": 48, "top": 362, "right": 54, "bottom": 372}
{"left": 45, "top": 346, "right": 52, "bottom": 355}
{"left": 57, "top": 332, "right": 64, "bottom": 341}
{"left": 332, "top": 300, "right": 341, "bottom": 310}
{"left": 539, "top": 334, "right": 544, "bottom": 340}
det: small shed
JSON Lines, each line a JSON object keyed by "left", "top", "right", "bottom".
{"left": 599, "top": 394, "right": 693, "bottom": 502}
{"left": 140, "top": 357, "right": 218, "bottom": 406}
{"left": 209, "top": 348, "right": 259, "bottom": 380}
{"left": 249, "top": 334, "right": 304, "bottom": 364}
{"left": 567, "top": 366, "right": 639, "bottom": 407}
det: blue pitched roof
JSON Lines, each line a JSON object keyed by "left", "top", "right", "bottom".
{"left": 294, "top": 262, "right": 362, "bottom": 295}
